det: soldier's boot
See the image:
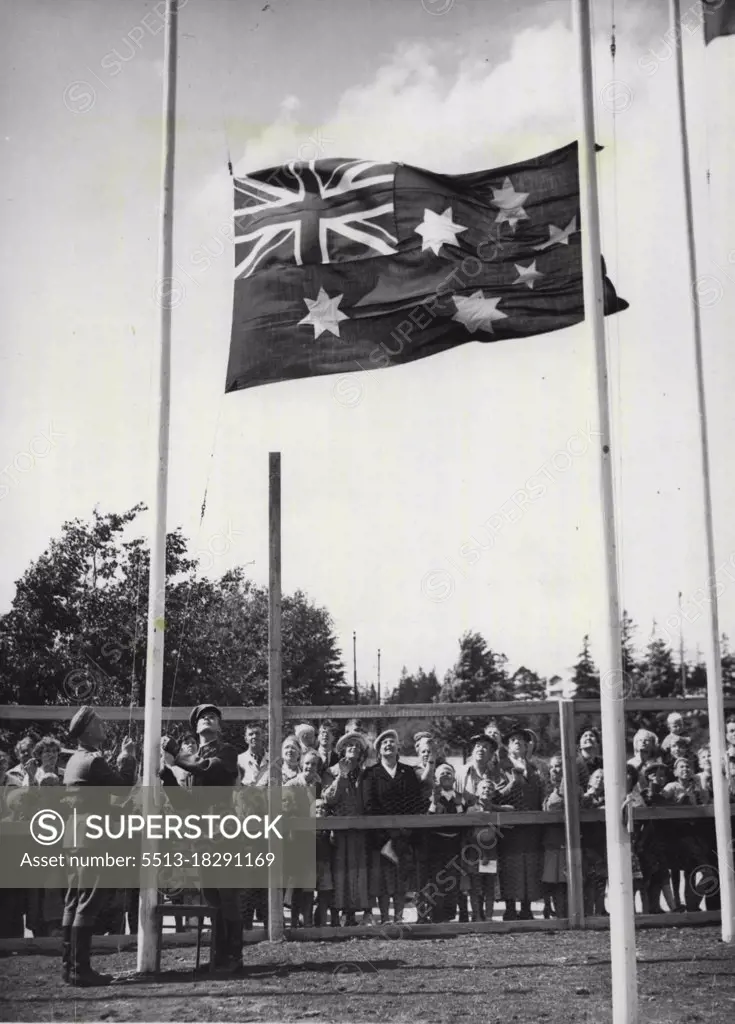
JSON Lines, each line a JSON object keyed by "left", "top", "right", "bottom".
{"left": 61, "top": 925, "right": 72, "bottom": 983}
{"left": 67, "top": 927, "right": 112, "bottom": 987}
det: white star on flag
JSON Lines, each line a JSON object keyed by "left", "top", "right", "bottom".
{"left": 298, "top": 287, "right": 349, "bottom": 339}
{"left": 452, "top": 291, "right": 508, "bottom": 334}
{"left": 513, "top": 260, "right": 543, "bottom": 289}
{"left": 534, "top": 216, "right": 577, "bottom": 251}
{"left": 415, "top": 207, "right": 467, "bottom": 255}
{"left": 491, "top": 177, "right": 529, "bottom": 231}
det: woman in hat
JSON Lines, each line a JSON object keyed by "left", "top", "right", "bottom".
{"left": 494, "top": 722, "right": 545, "bottom": 921}
{"left": 362, "top": 729, "right": 422, "bottom": 925}
{"left": 321, "top": 730, "right": 371, "bottom": 927}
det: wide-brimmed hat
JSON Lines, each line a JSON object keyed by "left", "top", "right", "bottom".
{"left": 374, "top": 729, "right": 399, "bottom": 753}
{"left": 503, "top": 722, "right": 535, "bottom": 745}
{"left": 335, "top": 731, "right": 368, "bottom": 755}
{"left": 189, "top": 703, "right": 222, "bottom": 732}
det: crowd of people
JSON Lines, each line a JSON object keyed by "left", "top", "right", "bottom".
{"left": 1, "top": 707, "right": 735, "bottom": 983}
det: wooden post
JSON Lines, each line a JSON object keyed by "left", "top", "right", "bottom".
{"left": 137, "top": 0, "right": 178, "bottom": 974}
{"left": 267, "top": 453, "right": 284, "bottom": 941}
{"left": 573, "top": 3, "right": 638, "bottom": 1019}
{"left": 559, "top": 699, "right": 584, "bottom": 928}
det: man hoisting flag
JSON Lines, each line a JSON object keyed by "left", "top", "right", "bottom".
{"left": 226, "top": 143, "right": 627, "bottom": 391}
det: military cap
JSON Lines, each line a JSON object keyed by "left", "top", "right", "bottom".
{"left": 68, "top": 706, "right": 96, "bottom": 743}
{"left": 189, "top": 703, "right": 222, "bottom": 732}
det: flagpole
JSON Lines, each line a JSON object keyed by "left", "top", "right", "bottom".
{"left": 572, "top": 3, "right": 638, "bottom": 1023}
{"left": 137, "top": 0, "right": 178, "bottom": 973}
{"left": 670, "top": 0, "right": 735, "bottom": 942}
{"left": 268, "top": 452, "right": 284, "bottom": 941}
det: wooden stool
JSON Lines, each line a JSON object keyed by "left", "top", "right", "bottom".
{"left": 154, "top": 904, "right": 217, "bottom": 973}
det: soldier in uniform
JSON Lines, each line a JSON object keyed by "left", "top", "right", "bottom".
{"left": 159, "top": 703, "right": 243, "bottom": 973}
{"left": 61, "top": 706, "right": 137, "bottom": 987}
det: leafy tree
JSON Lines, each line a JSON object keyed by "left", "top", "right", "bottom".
{"left": 0, "top": 506, "right": 350, "bottom": 750}
{"left": 571, "top": 635, "right": 600, "bottom": 698}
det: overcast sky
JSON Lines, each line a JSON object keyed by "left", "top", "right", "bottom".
{"left": 1, "top": 0, "right": 734, "bottom": 696}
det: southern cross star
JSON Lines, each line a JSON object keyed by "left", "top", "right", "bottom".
{"left": 534, "top": 216, "right": 577, "bottom": 251}
{"left": 415, "top": 207, "right": 467, "bottom": 256}
{"left": 452, "top": 291, "right": 508, "bottom": 334}
{"left": 298, "top": 287, "right": 349, "bottom": 339}
{"left": 490, "top": 177, "right": 529, "bottom": 231}
{"left": 513, "top": 259, "right": 543, "bottom": 289}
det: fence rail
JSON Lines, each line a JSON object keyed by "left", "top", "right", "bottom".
{"left": 1, "top": 695, "right": 731, "bottom": 951}
{"left": 1, "top": 697, "right": 734, "bottom": 721}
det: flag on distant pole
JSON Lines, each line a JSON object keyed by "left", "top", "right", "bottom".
{"left": 226, "top": 143, "right": 627, "bottom": 392}
{"left": 703, "top": 0, "right": 735, "bottom": 44}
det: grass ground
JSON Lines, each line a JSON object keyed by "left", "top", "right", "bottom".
{"left": 1, "top": 927, "right": 734, "bottom": 1023}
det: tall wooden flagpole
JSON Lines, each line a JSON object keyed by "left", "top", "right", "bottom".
{"left": 137, "top": 0, "right": 178, "bottom": 974}
{"left": 670, "top": 0, "right": 735, "bottom": 941}
{"left": 268, "top": 453, "right": 284, "bottom": 941}
{"left": 572, "top": 3, "right": 638, "bottom": 1022}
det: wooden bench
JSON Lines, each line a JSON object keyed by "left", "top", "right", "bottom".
{"left": 154, "top": 904, "right": 217, "bottom": 973}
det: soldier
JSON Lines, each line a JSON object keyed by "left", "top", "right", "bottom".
{"left": 61, "top": 706, "right": 137, "bottom": 987}
{"left": 159, "top": 703, "right": 243, "bottom": 973}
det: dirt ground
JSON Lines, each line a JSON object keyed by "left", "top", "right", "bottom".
{"left": 1, "top": 927, "right": 734, "bottom": 1024}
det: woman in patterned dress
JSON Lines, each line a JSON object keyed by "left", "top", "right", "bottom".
{"left": 320, "top": 731, "right": 371, "bottom": 926}
{"left": 495, "top": 723, "right": 545, "bottom": 921}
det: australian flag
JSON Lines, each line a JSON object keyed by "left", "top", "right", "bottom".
{"left": 226, "top": 142, "right": 628, "bottom": 392}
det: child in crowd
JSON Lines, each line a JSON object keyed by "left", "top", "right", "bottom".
{"left": 541, "top": 755, "right": 567, "bottom": 918}
{"left": 667, "top": 734, "right": 693, "bottom": 769}
{"left": 660, "top": 712, "right": 687, "bottom": 758}
{"left": 464, "top": 778, "right": 512, "bottom": 923}
{"left": 637, "top": 761, "right": 677, "bottom": 913}
{"left": 312, "top": 799, "right": 335, "bottom": 928}
{"left": 580, "top": 768, "right": 608, "bottom": 916}
{"left": 695, "top": 746, "right": 713, "bottom": 803}
{"left": 424, "top": 763, "right": 465, "bottom": 923}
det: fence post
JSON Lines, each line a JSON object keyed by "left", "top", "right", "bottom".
{"left": 559, "top": 698, "right": 584, "bottom": 928}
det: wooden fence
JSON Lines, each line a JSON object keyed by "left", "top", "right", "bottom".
{"left": 0, "top": 696, "right": 733, "bottom": 947}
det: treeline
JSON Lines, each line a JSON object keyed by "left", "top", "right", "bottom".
{"left": 384, "top": 622, "right": 735, "bottom": 754}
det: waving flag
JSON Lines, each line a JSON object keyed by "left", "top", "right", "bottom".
{"left": 703, "top": 0, "right": 735, "bottom": 44}
{"left": 226, "top": 142, "right": 628, "bottom": 393}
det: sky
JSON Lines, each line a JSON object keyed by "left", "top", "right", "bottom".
{"left": 1, "top": 0, "right": 735, "bottom": 697}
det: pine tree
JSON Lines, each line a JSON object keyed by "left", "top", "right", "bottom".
{"left": 571, "top": 635, "right": 600, "bottom": 698}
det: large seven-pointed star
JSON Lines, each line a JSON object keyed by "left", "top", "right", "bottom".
{"left": 298, "top": 287, "right": 349, "bottom": 339}
{"left": 452, "top": 291, "right": 508, "bottom": 334}
{"left": 491, "top": 176, "right": 530, "bottom": 231}
{"left": 415, "top": 207, "right": 467, "bottom": 255}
